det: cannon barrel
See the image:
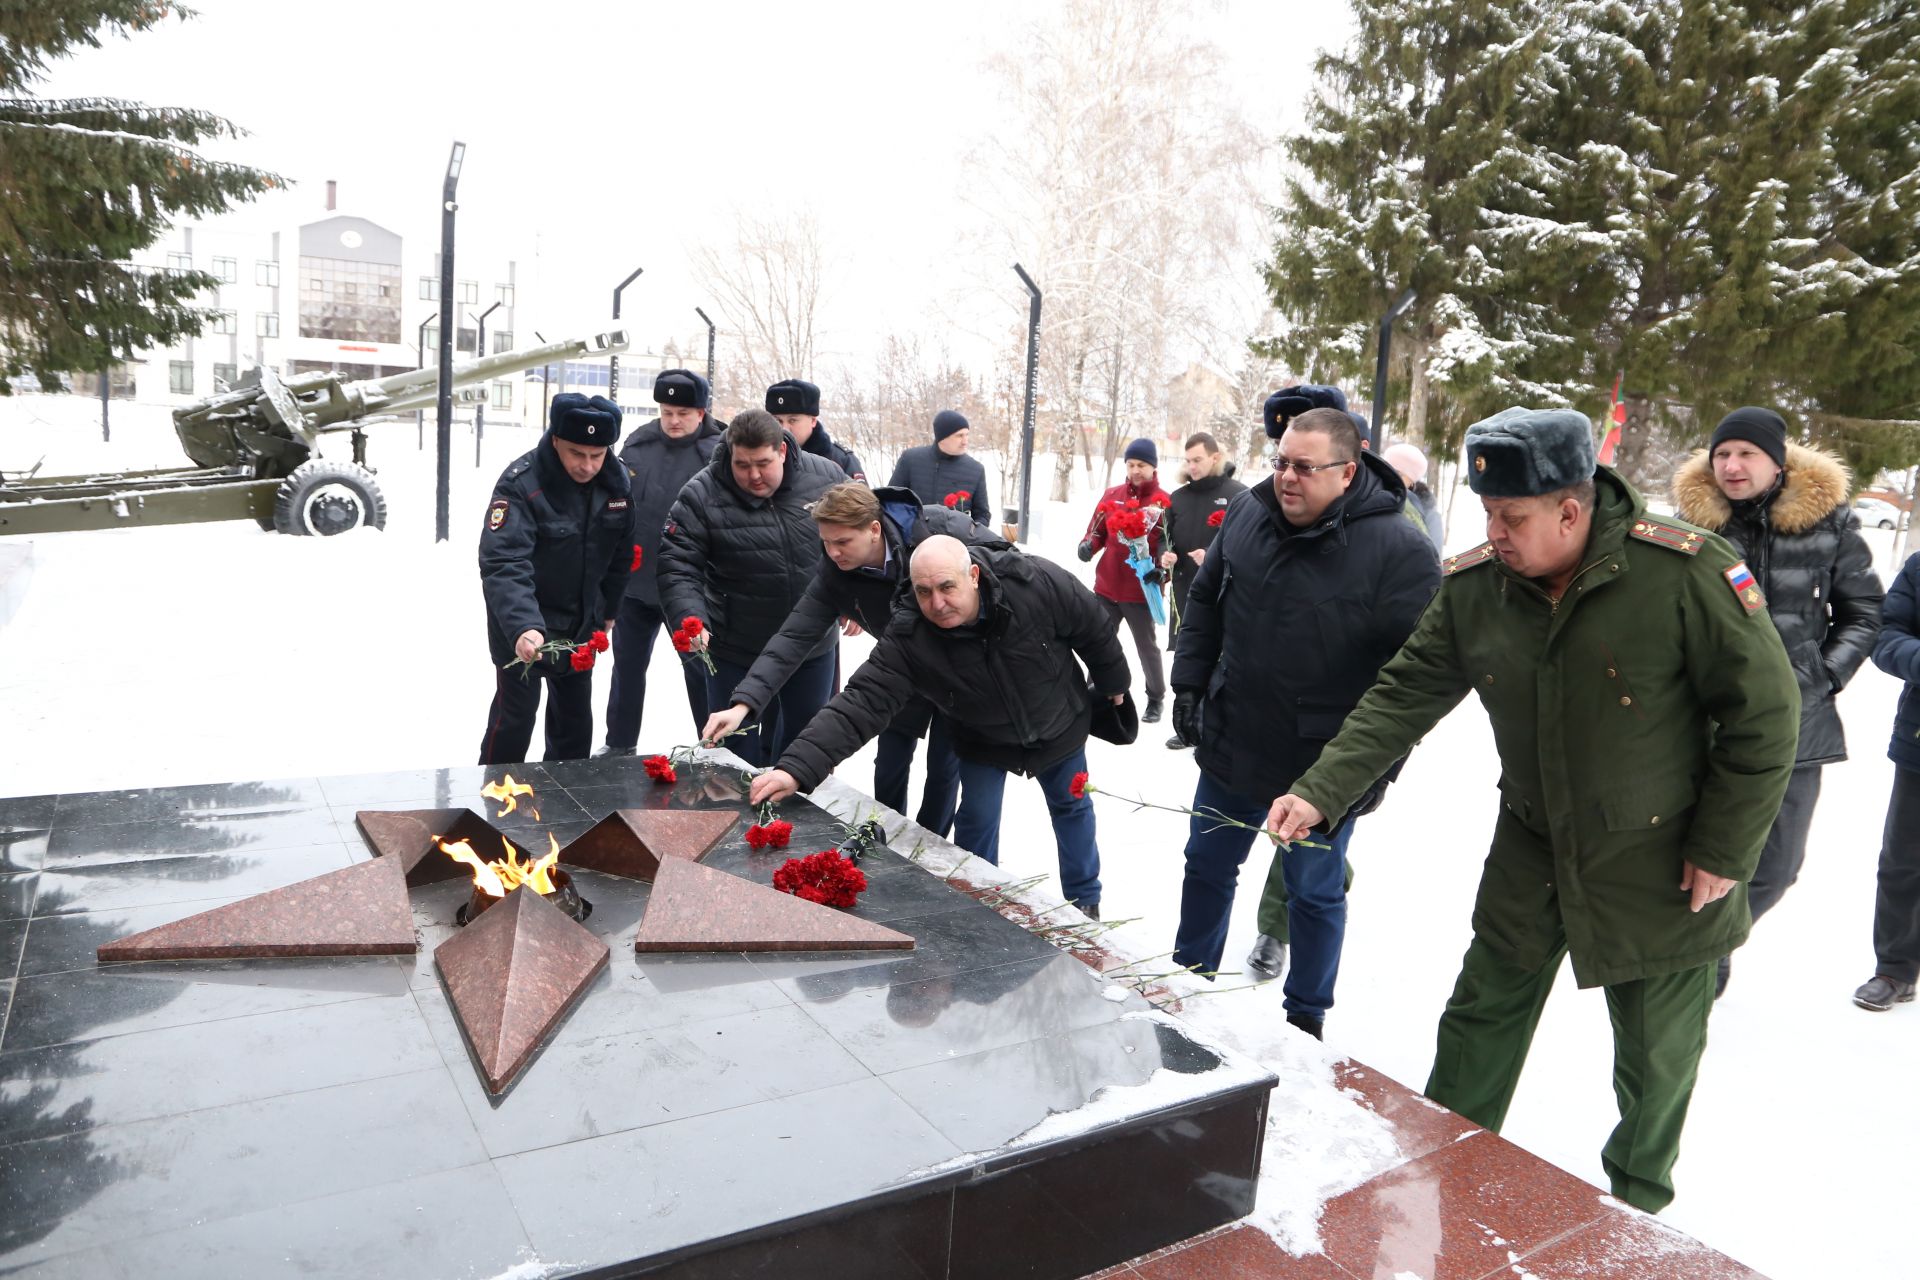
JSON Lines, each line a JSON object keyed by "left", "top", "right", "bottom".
{"left": 171, "top": 329, "right": 630, "bottom": 472}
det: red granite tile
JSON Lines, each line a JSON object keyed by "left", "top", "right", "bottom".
{"left": 357, "top": 808, "right": 533, "bottom": 886}
{"left": 1132, "top": 1224, "right": 1357, "bottom": 1278}
{"left": 1315, "top": 1130, "right": 1612, "bottom": 1280}
{"left": 1332, "top": 1059, "right": 1481, "bottom": 1166}
{"left": 434, "top": 885, "right": 608, "bottom": 1095}
{"left": 1508, "top": 1207, "right": 1769, "bottom": 1279}
{"left": 559, "top": 808, "right": 739, "bottom": 881}
{"left": 634, "top": 858, "right": 915, "bottom": 953}
{"left": 96, "top": 855, "right": 416, "bottom": 961}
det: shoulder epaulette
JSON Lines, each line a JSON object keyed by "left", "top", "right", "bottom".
{"left": 1442, "top": 542, "right": 1498, "bottom": 576}
{"left": 1629, "top": 516, "right": 1706, "bottom": 555}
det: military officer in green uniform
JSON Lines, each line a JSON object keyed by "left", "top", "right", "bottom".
{"left": 1265, "top": 407, "right": 1798, "bottom": 1214}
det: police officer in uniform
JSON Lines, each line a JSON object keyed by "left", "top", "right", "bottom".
{"left": 766, "top": 378, "right": 863, "bottom": 480}
{"left": 1266, "top": 407, "right": 1798, "bottom": 1213}
{"left": 478, "top": 393, "right": 637, "bottom": 765}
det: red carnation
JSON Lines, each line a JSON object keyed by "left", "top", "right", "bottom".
{"left": 569, "top": 648, "right": 595, "bottom": 672}
{"left": 943, "top": 493, "right": 960, "bottom": 508}
{"left": 681, "top": 617, "right": 705, "bottom": 637}
{"left": 771, "top": 849, "right": 868, "bottom": 908}
{"left": 589, "top": 629, "right": 611, "bottom": 652}
{"left": 671, "top": 629, "right": 693, "bottom": 653}
{"left": 642, "top": 754, "right": 677, "bottom": 783}
{"left": 631, "top": 544, "right": 644, "bottom": 572}
{"left": 1207, "top": 510, "right": 1225, "bottom": 528}
{"left": 1124, "top": 497, "right": 1141, "bottom": 510}
{"left": 1152, "top": 494, "right": 1171, "bottom": 508}
{"left": 1069, "top": 771, "right": 1089, "bottom": 799}
{"left": 765, "top": 819, "right": 793, "bottom": 849}
{"left": 745, "top": 823, "right": 770, "bottom": 850}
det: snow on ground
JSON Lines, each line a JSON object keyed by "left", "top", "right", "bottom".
{"left": 4, "top": 398, "right": 1916, "bottom": 1278}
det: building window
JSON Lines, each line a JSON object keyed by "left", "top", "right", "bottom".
{"left": 209, "top": 310, "right": 236, "bottom": 335}
{"left": 421, "top": 325, "right": 439, "bottom": 354}
{"left": 457, "top": 326, "right": 477, "bottom": 354}
{"left": 296, "top": 255, "right": 402, "bottom": 343}
{"left": 419, "top": 276, "right": 438, "bottom": 301}
{"left": 491, "top": 380, "right": 512, "bottom": 408}
{"left": 493, "top": 331, "right": 513, "bottom": 354}
{"left": 495, "top": 284, "right": 514, "bottom": 308}
{"left": 256, "top": 312, "right": 280, "bottom": 337}
{"left": 213, "top": 362, "right": 236, "bottom": 388}
{"left": 211, "top": 256, "right": 237, "bottom": 283}
{"left": 256, "top": 260, "right": 279, "bottom": 287}
{"left": 459, "top": 280, "right": 478, "bottom": 304}
{"left": 169, "top": 361, "right": 194, "bottom": 394}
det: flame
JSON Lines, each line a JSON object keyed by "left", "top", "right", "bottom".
{"left": 480, "top": 774, "right": 539, "bottom": 820}
{"left": 438, "top": 832, "right": 564, "bottom": 899}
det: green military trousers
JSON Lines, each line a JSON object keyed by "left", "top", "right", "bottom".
{"left": 1423, "top": 933, "right": 1716, "bottom": 1214}
{"left": 1255, "top": 847, "right": 1355, "bottom": 941}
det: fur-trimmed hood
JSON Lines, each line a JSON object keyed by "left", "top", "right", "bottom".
{"left": 1671, "top": 441, "right": 1852, "bottom": 536}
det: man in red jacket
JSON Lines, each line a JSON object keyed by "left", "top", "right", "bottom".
{"left": 1078, "top": 437, "right": 1172, "bottom": 723}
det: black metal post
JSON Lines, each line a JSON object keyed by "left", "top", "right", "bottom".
{"left": 534, "top": 330, "right": 552, "bottom": 430}
{"left": 609, "top": 266, "right": 642, "bottom": 403}
{"left": 415, "top": 316, "right": 431, "bottom": 450}
{"left": 1013, "top": 263, "right": 1043, "bottom": 544}
{"left": 1370, "top": 286, "right": 1418, "bottom": 446}
{"left": 434, "top": 141, "right": 465, "bottom": 543}
{"left": 695, "top": 306, "right": 716, "bottom": 389}
{"left": 473, "top": 301, "right": 502, "bottom": 467}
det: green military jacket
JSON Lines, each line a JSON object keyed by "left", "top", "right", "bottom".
{"left": 1291, "top": 468, "right": 1798, "bottom": 988}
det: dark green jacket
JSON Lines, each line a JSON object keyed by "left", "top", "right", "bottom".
{"left": 1290, "top": 468, "right": 1798, "bottom": 988}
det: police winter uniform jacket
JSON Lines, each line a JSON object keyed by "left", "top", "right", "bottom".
{"left": 657, "top": 433, "right": 847, "bottom": 668}
{"left": 1671, "top": 442, "right": 1883, "bottom": 765}
{"left": 1172, "top": 454, "right": 1439, "bottom": 804}
{"left": 887, "top": 445, "right": 991, "bottom": 528}
{"left": 802, "top": 423, "right": 864, "bottom": 480}
{"left": 1872, "top": 551, "right": 1920, "bottom": 771}
{"left": 776, "top": 545, "right": 1130, "bottom": 790}
{"left": 479, "top": 432, "right": 638, "bottom": 667}
{"left": 728, "top": 488, "right": 1009, "bottom": 728}
{"left": 1287, "top": 468, "right": 1799, "bottom": 988}
{"left": 615, "top": 413, "right": 725, "bottom": 607}
{"left": 1163, "top": 463, "right": 1248, "bottom": 624}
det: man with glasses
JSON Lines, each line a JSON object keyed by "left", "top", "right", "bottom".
{"left": 1168, "top": 398, "right": 1439, "bottom": 1039}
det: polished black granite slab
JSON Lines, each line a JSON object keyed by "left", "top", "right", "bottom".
{"left": 0, "top": 757, "right": 1275, "bottom": 1279}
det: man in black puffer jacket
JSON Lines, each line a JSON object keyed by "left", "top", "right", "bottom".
{"left": 478, "top": 394, "right": 636, "bottom": 765}
{"left": 888, "top": 409, "right": 991, "bottom": 528}
{"left": 602, "top": 369, "right": 726, "bottom": 751}
{"left": 1671, "top": 406, "right": 1884, "bottom": 995}
{"left": 1169, "top": 407, "right": 1439, "bottom": 1037}
{"left": 658, "top": 410, "right": 847, "bottom": 766}
{"left": 751, "top": 536, "right": 1130, "bottom": 914}
{"left": 766, "top": 378, "right": 864, "bottom": 480}
{"left": 1158, "top": 431, "right": 1247, "bottom": 749}
{"left": 701, "top": 483, "right": 1008, "bottom": 835}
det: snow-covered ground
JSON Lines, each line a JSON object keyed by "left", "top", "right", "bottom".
{"left": 4, "top": 396, "right": 1915, "bottom": 1278}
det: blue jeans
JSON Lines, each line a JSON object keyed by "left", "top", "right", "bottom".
{"left": 952, "top": 748, "right": 1100, "bottom": 909}
{"left": 1172, "top": 770, "right": 1353, "bottom": 1019}
{"left": 874, "top": 710, "right": 960, "bottom": 836}
{"left": 709, "top": 647, "right": 837, "bottom": 768}
{"left": 604, "top": 596, "right": 711, "bottom": 747}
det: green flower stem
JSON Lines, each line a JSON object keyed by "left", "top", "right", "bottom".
{"left": 1084, "top": 786, "right": 1332, "bottom": 849}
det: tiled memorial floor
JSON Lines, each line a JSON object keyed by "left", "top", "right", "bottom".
{"left": 0, "top": 756, "right": 1275, "bottom": 1279}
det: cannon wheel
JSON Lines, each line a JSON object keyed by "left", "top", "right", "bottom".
{"left": 272, "top": 461, "right": 388, "bottom": 536}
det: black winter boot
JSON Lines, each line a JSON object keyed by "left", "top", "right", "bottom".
{"left": 1286, "top": 1012, "right": 1324, "bottom": 1041}
{"left": 1854, "top": 975, "right": 1917, "bottom": 1011}
{"left": 1142, "top": 697, "right": 1164, "bottom": 724}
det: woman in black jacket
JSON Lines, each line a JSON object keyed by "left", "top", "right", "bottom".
{"left": 1671, "top": 408, "right": 1884, "bottom": 994}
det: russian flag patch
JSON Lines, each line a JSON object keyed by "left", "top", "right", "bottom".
{"left": 1724, "top": 561, "right": 1765, "bottom": 614}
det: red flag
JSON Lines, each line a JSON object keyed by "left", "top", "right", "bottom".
{"left": 1597, "top": 372, "right": 1624, "bottom": 464}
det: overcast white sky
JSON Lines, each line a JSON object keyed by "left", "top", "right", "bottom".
{"left": 40, "top": 0, "right": 1353, "bottom": 377}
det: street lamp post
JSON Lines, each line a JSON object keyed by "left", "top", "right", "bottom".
{"left": 608, "top": 266, "right": 642, "bottom": 403}
{"left": 1013, "top": 263, "right": 1043, "bottom": 544}
{"left": 472, "top": 300, "right": 502, "bottom": 466}
{"left": 695, "top": 307, "right": 716, "bottom": 389}
{"left": 1370, "top": 286, "right": 1418, "bottom": 447}
{"left": 434, "top": 140, "right": 466, "bottom": 543}
{"left": 415, "top": 315, "right": 432, "bottom": 450}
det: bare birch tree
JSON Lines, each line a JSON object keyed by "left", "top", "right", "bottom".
{"left": 689, "top": 207, "right": 833, "bottom": 404}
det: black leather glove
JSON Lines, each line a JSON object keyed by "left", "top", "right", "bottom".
{"left": 1077, "top": 538, "right": 1096, "bottom": 562}
{"left": 1172, "top": 690, "right": 1201, "bottom": 746}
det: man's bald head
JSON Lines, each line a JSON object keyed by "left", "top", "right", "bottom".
{"left": 909, "top": 535, "right": 982, "bottom": 629}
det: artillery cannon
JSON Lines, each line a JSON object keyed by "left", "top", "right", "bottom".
{"left": 0, "top": 329, "right": 630, "bottom": 537}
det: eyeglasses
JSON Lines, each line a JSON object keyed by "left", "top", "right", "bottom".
{"left": 1271, "top": 455, "right": 1351, "bottom": 477}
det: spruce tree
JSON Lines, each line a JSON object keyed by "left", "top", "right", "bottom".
{"left": 0, "top": 2, "right": 282, "bottom": 393}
